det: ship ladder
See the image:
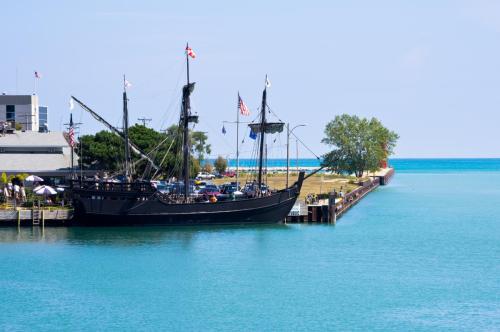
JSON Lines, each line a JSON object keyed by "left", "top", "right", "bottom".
{"left": 32, "top": 209, "right": 41, "bottom": 226}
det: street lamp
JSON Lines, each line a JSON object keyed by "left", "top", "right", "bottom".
{"left": 286, "top": 124, "right": 306, "bottom": 188}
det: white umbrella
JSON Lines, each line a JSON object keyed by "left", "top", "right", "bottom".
{"left": 34, "top": 185, "right": 57, "bottom": 195}
{"left": 26, "top": 175, "right": 44, "bottom": 182}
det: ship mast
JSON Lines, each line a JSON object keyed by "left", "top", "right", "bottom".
{"left": 257, "top": 76, "right": 267, "bottom": 188}
{"left": 123, "top": 75, "right": 132, "bottom": 181}
{"left": 181, "top": 43, "right": 197, "bottom": 201}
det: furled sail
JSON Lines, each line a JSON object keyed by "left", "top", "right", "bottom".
{"left": 248, "top": 122, "right": 285, "bottom": 134}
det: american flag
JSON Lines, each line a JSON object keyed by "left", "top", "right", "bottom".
{"left": 239, "top": 94, "right": 250, "bottom": 116}
{"left": 69, "top": 114, "right": 75, "bottom": 148}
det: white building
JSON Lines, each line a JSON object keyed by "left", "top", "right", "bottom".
{"left": 0, "top": 94, "right": 40, "bottom": 131}
{"left": 0, "top": 131, "right": 78, "bottom": 179}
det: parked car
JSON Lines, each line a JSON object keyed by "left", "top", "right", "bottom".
{"left": 196, "top": 172, "right": 215, "bottom": 180}
{"left": 197, "top": 186, "right": 221, "bottom": 198}
{"left": 218, "top": 184, "right": 245, "bottom": 201}
{"left": 242, "top": 183, "right": 269, "bottom": 197}
{"left": 224, "top": 170, "right": 236, "bottom": 178}
{"left": 161, "top": 182, "right": 195, "bottom": 195}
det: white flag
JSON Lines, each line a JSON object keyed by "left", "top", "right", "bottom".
{"left": 69, "top": 98, "right": 74, "bottom": 110}
{"left": 265, "top": 76, "right": 271, "bottom": 88}
{"left": 124, "top": 80, "right": 132, "bottom": 89}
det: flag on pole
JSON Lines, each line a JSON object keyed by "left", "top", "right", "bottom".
{"left": 238, "top": 94, "right": 250, "bottom": 116}
{"left": 69, "top": 114, "right": 75, "bottom": 148}
{"left": 265, "top": 76, "right": 271, "bottom": 88}
{"left": 249, "top": 129, "right": 257, "bottom": 140}
{"left": 186, "top": 46, "right": 196, "bottom": 59}
{"left": 34, "top": 71, "right": 41, "bottom": 79}
{"left": 124, "top": 80, "right": 132, "bottom": 89}
{"left": 69, "top": 98, "right": 74, "bottom": 110}
{"left": 222, "top": 125, "right": 227, "bottom": 135}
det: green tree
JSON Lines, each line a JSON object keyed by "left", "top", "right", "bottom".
{"left": 214, "top": 156, "right": 228, "bottom": 174}
{"left": 191, "top": 131, "right": 211, "bottom": 163}
{"left": 1, "top": 172, "right": 7, "bottom": 185}
{"left": 202, "top": 162, "right": 213, "bottom": 173}
{"left": 190, "top": 158, "right": 201, "bottom": 178}
{"left": 78, "top": 131, "right": 124, "bottom": 171}
{"left": 321, "top": 114, "right": 398, "bottom": 177}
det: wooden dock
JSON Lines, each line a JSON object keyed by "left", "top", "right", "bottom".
{"left": 0, "top": 207, "right": 73, "bottom": 227}
{"left": 287, "top": 167, "right": 394, "bottom": 224}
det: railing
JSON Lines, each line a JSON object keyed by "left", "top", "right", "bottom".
{"left": 71, "top": 180, "right": 155, "bottom": 193}
{"left": 334, "top": 177, "right": 380, "bottom": 216}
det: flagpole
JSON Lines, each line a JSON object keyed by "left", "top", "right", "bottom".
{"left": 236, "top": 92, "right": 240, "bottom": 190}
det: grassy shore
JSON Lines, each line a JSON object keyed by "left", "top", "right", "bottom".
{"left": 213, "top": 173, "right": 362, "bottom": 199}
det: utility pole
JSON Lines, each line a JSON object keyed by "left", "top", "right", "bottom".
{"left": 137, "top": 117, "right": 152, "bottom": 127}
{"left": 287, "top": 124, "right": 306, "bottom": 187}
{"left": 296, "top": 138, "right": 299, "bottom": 173}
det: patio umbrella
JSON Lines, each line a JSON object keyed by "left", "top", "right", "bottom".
{"left": 26, "top": 175, "right": 44, "bottom": 182}
{"left": 34, "top": 185, "right": 57, "bottom": 195}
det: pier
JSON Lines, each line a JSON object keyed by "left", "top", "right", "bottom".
{"left": 0, "top": 206, "right": 73, "bottom": 226}
{"left": 287, "top": 168, "right": 394, "bottom": 224}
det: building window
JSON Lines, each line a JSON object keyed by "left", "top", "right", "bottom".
{"left": 6, "top": 105, "right": 15, "bottom": 123}
{"left": 39, "top": 106, "right": 48, "bottom": 132}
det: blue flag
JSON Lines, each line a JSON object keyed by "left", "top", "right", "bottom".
{"left": 222, "top": 125, "right": 226, "bottom": 135}
{"left": 249, "top": 129, "right": 257, "bottom": 140}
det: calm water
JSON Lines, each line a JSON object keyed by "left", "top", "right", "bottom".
{"left": 1, "top": 159, "right": 499, "bottom": 331}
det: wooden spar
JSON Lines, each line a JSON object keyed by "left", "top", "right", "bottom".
{"left": 70, "top": 96, "right": 159, "bottom": 171}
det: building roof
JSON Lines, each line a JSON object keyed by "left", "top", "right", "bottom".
{"left": 0, "top": 131, "right": 68, "bottom": 147}
{"left": 0, "top": 131, "right": 77, "bottom": 173}
{"left": 0, "top": 94, "right": 37, "bottom": 105}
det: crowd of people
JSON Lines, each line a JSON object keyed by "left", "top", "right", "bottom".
{"left": 2, "top": 181, "right": 27, "bottom": 203}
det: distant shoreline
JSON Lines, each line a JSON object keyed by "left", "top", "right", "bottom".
{"left": 207, "top": 157, "right": 500, "bottom": 169}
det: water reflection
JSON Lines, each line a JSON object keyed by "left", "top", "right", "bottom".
{"left": 0, "top": 224, "right": 291, "bottom": 246}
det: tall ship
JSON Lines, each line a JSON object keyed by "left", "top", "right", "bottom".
{"left": 69, "top": 46, "right": 312, "bottom": 226}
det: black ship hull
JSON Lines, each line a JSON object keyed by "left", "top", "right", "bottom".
{"left": 70, "top": 174, "right": 304, "bottom": 226}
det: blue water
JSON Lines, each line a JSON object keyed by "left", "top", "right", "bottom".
{"left": 1, "top": 159, "right": 499, "bottom": 331}
{"left": 228, "top": 157, "right": 500, "bottom": 172}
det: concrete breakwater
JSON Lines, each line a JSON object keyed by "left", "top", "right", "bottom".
{"left": 287, "top": 168, "right": 394, "bottom": 223}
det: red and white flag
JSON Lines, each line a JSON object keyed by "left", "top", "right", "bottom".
{"left": 69, "top": 126, "right": 75, "bottom": 148}
{"left": 185, "top": 46, "right": 196, "bottom": 59}
{"left": 69, "top": 114, "right": 75, "bottom": 148}
{"left": 34, "top": 71, "right": 42, "bottom": 79}
{"left": 238, "top": 94, "right": 250, "bottom": 116}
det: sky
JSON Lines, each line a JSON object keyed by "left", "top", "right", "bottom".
{"left": 1, "top": 0, "right": 500, "bottom": 158}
